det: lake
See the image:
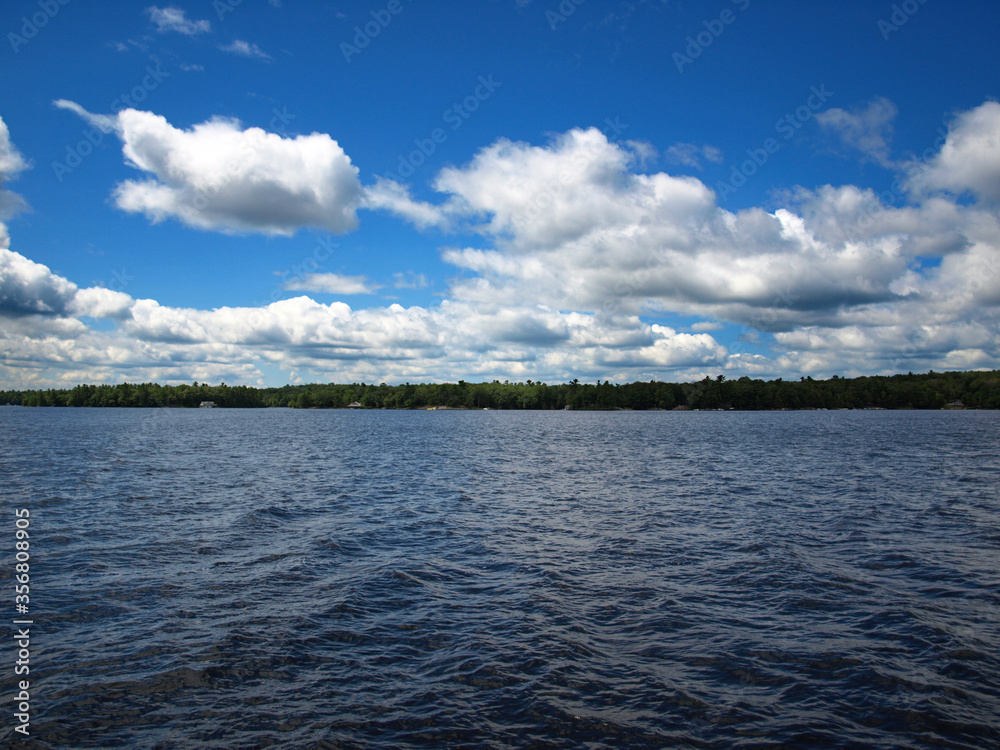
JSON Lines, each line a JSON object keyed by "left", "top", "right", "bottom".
{"left": 1, "top": 408, "right": 998, "bottom": 748}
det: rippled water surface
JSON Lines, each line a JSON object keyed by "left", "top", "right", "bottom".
{"left": 1, "top": 407, "right": 999, "bottom": 748}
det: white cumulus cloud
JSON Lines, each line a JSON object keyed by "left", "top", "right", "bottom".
{"left": 907, "top": 100, "right": 1000, "bottom": 204}
{"left": 0, "top": 248, "right": 78, "bottom": 317}
{"left": 58, "top": 104, "right": 364, "bottom": 236}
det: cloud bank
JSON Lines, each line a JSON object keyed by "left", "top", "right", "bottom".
{"left": 3, "top": 101, "right": 1000, "bottom": 387}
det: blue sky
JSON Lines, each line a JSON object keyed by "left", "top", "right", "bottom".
{"left": 1, "top": 0, "right": 999, "bottom": 388}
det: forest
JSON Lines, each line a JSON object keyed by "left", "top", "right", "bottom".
{"left": 1, "top": 369, "right": 999, "bottom": 410}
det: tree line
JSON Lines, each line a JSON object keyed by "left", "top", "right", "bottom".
{"left": 1, "top": 370, "right": 998, "bottom": 409}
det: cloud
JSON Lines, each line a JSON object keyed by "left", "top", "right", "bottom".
{"left": 0, "top": 258, "right": 732, "bottom": 386}
{"left": 58, "top": 104, "right": 364, "bottom": 236}
{"left": 364, "top": 178, "right": 446, "bottom": 230}
{"left": 393, "top": 271, "right": 429, "bottom": 289}
{"left": 109, "top": 296, "right": 728, "bottom": 380}
{"left": 432, "top": 127, "right": 716, "bottom": 250}
{"left": 69, "top": 287, "right": 135, "bottom": 320}
{"left": 691, "top": 321, "right": 723, "bottom": 332}
{"left": 220, "top": 40, "right": 272, "bottom": 60}
{"left": 0, "top": 248, "right": 78, "bottom": 317}
{"left": 663, "top": 142, "right": 724, "bottom": 170}
{"left": 0, "top": 118, "right": 29, "bottom": 180}
{"left": 0, "top": 117, "right": 29, "bottom": 220}
{"left": 427, "top": 127, "right": 904, "bottom": 325}
{"left": 816, "top": 96, "right": 898, "bottom": 167}
{"left": 907, "top": 100, "right": 1000, "bottom": 204}
{"left": 146, "top": 6, "right": 211, "bottom": 35}
{"left": 0, "top": 247, "right": 137, "bottom": 323}
{"left": 405, "top": 111, "right": 1000, "bottom": 375}
{"left": 283, "top": 273, "right": 380, "bottom": 295}
{"left": 52, "top": 99, "right": 117, "bottom": 134}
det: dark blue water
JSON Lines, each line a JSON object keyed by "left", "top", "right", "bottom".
{"left": 1, "top": 408, "right": 999, "bottom": 748}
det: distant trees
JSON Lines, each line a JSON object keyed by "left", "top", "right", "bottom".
{"left": 1, "top": 369, "right": 997, "bottom": 410}
{"left": 0, "top": 382, "right": 266, "bottom": 408}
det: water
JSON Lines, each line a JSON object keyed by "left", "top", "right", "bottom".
{"left": 1, "top": 407, "right": 998, "bottom": 748}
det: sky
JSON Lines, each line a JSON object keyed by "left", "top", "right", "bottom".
{"left": 1, "top": 0, "right": 999, "bottom": 388}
